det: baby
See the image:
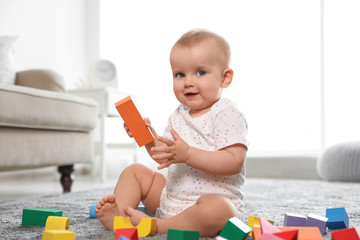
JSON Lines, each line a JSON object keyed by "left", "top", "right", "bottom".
{"left": 95, "top": 29, "right": 248, "bottom": 237}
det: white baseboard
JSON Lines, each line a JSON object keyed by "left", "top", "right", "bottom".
{"left": 246, "top": 153, "right": 320, "bottom": 179}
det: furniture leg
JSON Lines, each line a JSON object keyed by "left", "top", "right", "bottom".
{"left": 58, "top": 165, "right": 74, "bottom": 193}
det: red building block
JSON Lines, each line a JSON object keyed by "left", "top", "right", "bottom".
{"left": 115, "top": 228, "right": 138, "bottom": 240}
{"left": 273, "top": 229, "right": 298, "bottom": 240}
{"left": 331, "top": 228, "right": 360, "bottom": 240}
{"left": 115, "top": 96, "right": 154, "bottom": 147}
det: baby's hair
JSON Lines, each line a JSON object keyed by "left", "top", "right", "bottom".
{"left": 172, "top": 29, "right": 231, "bottom": 67}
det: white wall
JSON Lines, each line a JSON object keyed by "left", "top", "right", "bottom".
{"left": 0, "top": 0, "right": 98, "bottom": 89}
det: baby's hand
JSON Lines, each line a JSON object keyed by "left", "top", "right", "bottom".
{"left": 151, "top": 129, "right": 189, "bottom": 169}
{"left": 123, "top": 118, "right": 151, "bottom": 138}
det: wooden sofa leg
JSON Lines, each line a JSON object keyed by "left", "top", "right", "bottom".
{"left": 58, "top": 165, "right": 74, "bottom": 193}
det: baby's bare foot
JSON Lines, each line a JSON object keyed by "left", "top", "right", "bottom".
{"left": 124, "top": 206, "right": 152, "bottom": 226}
{"left": 95, "top": 194, "right": 124, "bottom": 230}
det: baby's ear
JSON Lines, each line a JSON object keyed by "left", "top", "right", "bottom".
{"left": 221, "top": 68, "right": 233, "bottom": 88}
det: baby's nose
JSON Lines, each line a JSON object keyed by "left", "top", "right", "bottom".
{"left": 184, "top": 76, "right": 194, "bottom": 87}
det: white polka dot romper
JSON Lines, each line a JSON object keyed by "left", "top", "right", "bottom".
{"left": 155, "top": 98, "right": 249, "bottom": 219}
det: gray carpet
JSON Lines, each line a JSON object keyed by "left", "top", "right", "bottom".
{"left": 1, "top": 178, "right": 359, "bottom": 239}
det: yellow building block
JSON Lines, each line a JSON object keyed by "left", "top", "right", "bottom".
{"left": 113, "top": 216, "right": 157, "bottom": 237}
{"left": 247, "top": 215, "right": 274, "bottom": 237}
{"left": 42, "top": 230, "right": 75, "bottom": 240}
{"left": 45, "top": 216, "right": 70, "bottom": 230}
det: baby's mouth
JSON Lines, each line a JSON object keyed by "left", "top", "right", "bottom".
{"left": 185, "top": 92, "right": 199, "bottom": 97}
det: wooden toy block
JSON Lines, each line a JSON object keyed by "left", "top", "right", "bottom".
{"left": 257, "top": 234, "right": 283, "bottom": 240}
{"left": 42, "top": 230, "right": 75, "bottom": 240}
{"left": 252, "top": 226, "right": 262, "bottom": 240}
{"left": 326, "top": 207, "right": 349, "bottom": 229}
{"left": 260, "top": 217, "right": 280, "bottom": 234}
{"left": 277, "top": 227, "right": 323, "bottom": 240}
{"left": 273, "top": 229, "right": 298, "bottom": 240}
{"left": 219, "top": 217, "right": 252, "bottom": 240}
{"left": 22, "top": 208, "right": 62, "bottom": 226}
{"left": 113, "top": 216, "right": 156, "bottom": 237}
{"left": 118, "top": 236, "right": 131, "bottom": 240}
{"left": 306, "top": 213, "right": 328, "bottom": 235}
{"left": 214, "top": 236, "right": 227, "bottom": 240}
{"left": 115, "top": 228, "right": 138, "bottom": 240}
{"left": 115, "top": 96, "right": 154, "bottom": 147}
{"left": 253, "top": 227, "right": 298, "bottom": 240}
{"left": 247, "top": 215, "right": 274, "bottom": 237}
{"left": 167, "top": 229, "right": 200, "bottom": 240}
{"left": 45, "top": 216, "right": 70, "bottom": 230}
{"left": 284, "top": 213, "right": 307, "bottom": 227}
{"left": 331, "top": 227, "right": 360, "bottom": 240}
{"left": 89, "top": 204, "right": 97, "bottom": 219}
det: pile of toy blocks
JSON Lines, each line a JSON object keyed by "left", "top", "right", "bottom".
{"left": 22, "top": 208, "right": 75, "bottom": 240}
{"left": 91, "top": 206, "right": 359, "bottom": 240}
{"left": 243, "top": 207, "right": 360, "bottom": 240}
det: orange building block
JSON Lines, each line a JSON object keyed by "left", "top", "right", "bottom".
{"left": 252, "top": 226, "right": 261, "bottom": 240}
{"left": 253, "top": 226, "right": 321, "bottom": 240}
{"left": 277, "top": 227, "right": 322, "bottom": 240}
{"left": 115, "top": 96, "right": 154, "bottom": 147}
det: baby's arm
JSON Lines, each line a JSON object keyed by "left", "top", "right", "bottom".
{"left": 151, "top": 129, "right": 247, "bottom": 176}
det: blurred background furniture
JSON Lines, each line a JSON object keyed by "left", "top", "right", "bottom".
{"left": 0, "top": 69, "right": 98, "bottom": 192}
{"left": 69, "top": 87, "right": 137, "bottom": 181}
{"left": 317, "top": 141, "right": 360, "bottom": 182}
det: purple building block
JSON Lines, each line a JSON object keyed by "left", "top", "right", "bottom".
{"left": 284, "top": 213, "right": 307, "bottom": 227}
{"left": 306, "top": 213, "right": 328, "bottom": 235}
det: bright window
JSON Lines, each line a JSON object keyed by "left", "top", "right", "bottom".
{"left": 100, "top": 0, "right": 358, "bottom": 155}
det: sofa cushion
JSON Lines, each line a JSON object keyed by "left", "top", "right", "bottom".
{"left": 0, "top": 128, "right": 93, "bottom": 170}
{"left": 16, "top": 69, "right": 65, "bottom": 92}
{"left": 0, "top": 83, "right": 98, "bottom": 132}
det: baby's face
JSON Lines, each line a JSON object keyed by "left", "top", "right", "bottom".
{"left": 170, "top": 39, "right": 227, "bottom": 117}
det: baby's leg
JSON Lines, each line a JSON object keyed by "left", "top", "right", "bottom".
{"left": 157, "top": 194, "right": 239, "bottom": 237}
{"left": 96, "top": 163, "right": 165, "bottom": 230}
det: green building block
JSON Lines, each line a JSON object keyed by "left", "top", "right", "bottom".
{"left": 22, "top": 208, "right": 63, "bottom": 226}
{"left": 167, "top": 229, "right": 200, "bottom": 240}
{"left": 219, "top": 217, "right": 252, "bottom": 240}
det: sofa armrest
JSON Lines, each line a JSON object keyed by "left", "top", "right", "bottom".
{"left": 15, "top": 69, "right": 65, "bottom": 92}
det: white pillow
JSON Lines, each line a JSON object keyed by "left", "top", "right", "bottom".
{"left": 0, "top": 36, "right": 17, "bottom": 84}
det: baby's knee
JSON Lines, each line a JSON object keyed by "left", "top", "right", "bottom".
{"left": 123, "top": 163, "right": 148, "bottom": 173}
{"left": 195, "top": 195, "right": 238, "bottom": 236}
{"left": 197, "top": 194, "right": 238, "bottom": 222}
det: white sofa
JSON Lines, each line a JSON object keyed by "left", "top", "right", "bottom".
{"left": 0, "top": 69, "right": 98, "bottom": 192}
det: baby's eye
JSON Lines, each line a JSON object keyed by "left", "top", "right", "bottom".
{"left": 197, "top": 70, "right": 206, "bottom": 76}
{"left": 176, "top": 73, "right": 185, "bottom": 78}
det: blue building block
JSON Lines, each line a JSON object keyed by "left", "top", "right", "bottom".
{"left": 326, "top": 207, "right": 349, "bottom": 229}
{"left": 137, "top": 205, "right": 154, "bottom": 217}
{"left": 118, "top": 236, "right": 130, "bottom": 240}
{"left": 89, "top": 204, "right": 97, "bottom": 219}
